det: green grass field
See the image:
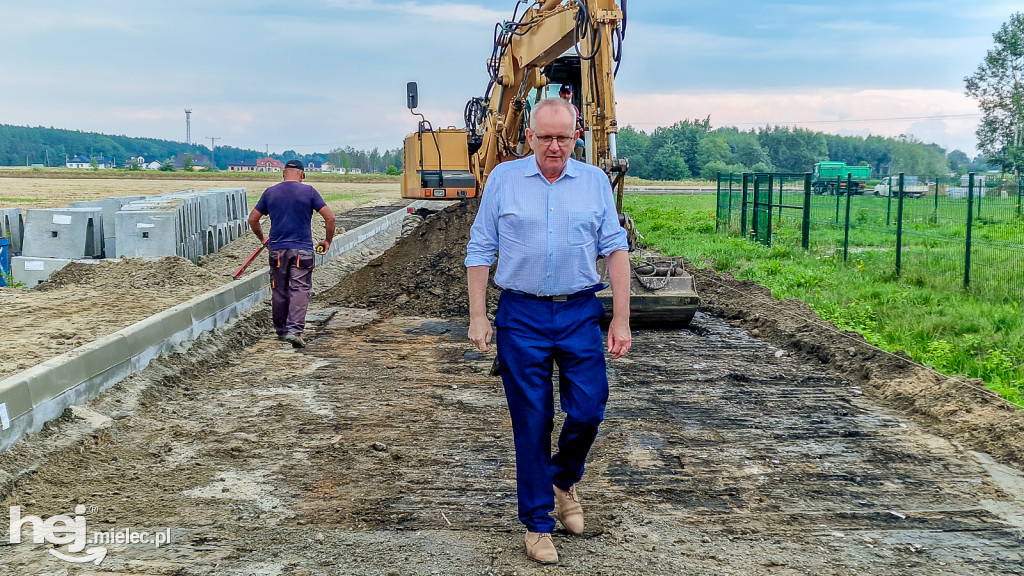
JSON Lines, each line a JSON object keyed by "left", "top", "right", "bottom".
{"left": 625, "top": 193, "right": 1024, "bottom": 405}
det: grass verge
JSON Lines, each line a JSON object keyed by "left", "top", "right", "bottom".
{"left": 625, "top": 193, "right": 1024, "bottom": 405}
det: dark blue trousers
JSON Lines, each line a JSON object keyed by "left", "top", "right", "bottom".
{"left": 494, "top": 290, "right": 608, "bottom": 533}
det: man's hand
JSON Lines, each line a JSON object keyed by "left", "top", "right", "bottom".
{"left": 468, "top": 315, "right": 493, "bottom": 352}
{"left": 316, "top": 240, "right": 330, "bottom": 254}
{"left": 607, "top": 316, "right": 631, "bottom": 359}
{"left": 260, "top": 237, "right": 269, "bottom": 247}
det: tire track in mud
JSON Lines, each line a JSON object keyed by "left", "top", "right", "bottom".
{"left": 2, "top": 304, "right": 1022, "bottom": 575}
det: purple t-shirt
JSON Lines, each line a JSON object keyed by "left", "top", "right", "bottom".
{"left": 254, "top": 181, "right": 327, "bottom": 251}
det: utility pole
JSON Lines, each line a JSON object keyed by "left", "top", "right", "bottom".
{"left": 207, "top": 136, "right": 220, "bottom": 167}
{"left": 185, "top": 109, "right": 192, "bottom": 147}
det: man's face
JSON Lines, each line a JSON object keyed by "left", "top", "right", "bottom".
{"left": 559, "top": 90, "right": 571, "bottom": 101}
{"left": 527, "top": 105, "right": 577, "bottom": 177}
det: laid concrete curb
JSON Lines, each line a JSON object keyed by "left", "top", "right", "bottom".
{"left": 0, "top": 202, "right": 434, "bottom": 453}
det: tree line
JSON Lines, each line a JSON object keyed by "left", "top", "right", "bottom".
{"left": 616, "top": 119, "right": 989, "bottom": 181}
{"left": 0, "top": 124, "right": 402, "bottom": 173}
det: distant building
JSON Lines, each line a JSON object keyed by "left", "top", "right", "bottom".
{"left": 321, "top": 161, "right": 335, "bottom": 174}
{"left": 66, "top": 155, "right": 113, "bottom": 169}
{"left": 175, "top": 153, "right": 211, "bottom": 170}
{"left": 227, "top": 159, "right": 258, "bottom": 172}
{"left": 257, "top": 157, "right": 285, "bottom": 172}
{"left": 304, "top": 160, "right": 322, "bottom": 173}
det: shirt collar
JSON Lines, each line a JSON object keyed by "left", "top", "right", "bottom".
{"left": 526, "top": 156, "right": 579, "bottom": 182}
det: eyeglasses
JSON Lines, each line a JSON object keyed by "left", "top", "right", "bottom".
{"left": 533, "top": 134, "right": 576, "bottom": 146}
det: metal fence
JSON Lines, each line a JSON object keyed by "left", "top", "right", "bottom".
{"left": 716, "top": 172, "right": 1024, "bottom": 299}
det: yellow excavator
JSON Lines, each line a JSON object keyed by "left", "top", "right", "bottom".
{"left": 401, "top": 0, "right": 698, "bottom": 327}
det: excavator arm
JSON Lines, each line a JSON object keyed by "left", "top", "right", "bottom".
{"left": 402, "top": 0, "right": 697, "bottom": 328}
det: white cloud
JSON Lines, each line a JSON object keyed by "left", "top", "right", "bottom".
{"left": 617, "top": 88, "right": 982, "bottom": 154}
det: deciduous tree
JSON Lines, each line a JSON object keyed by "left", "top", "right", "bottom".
{"left": 964, "top": 12, "right": 1024, "bottom": 176}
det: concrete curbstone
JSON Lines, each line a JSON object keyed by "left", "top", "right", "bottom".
{"left": 121, "top": 305, "right": 195, "bottom": 358}
{"left": 31, "top": 334, "right": 129, "bottom": 407}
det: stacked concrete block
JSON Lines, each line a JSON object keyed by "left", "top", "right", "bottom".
{"left": 22, "top": 208, "right": 104, "bottom": 260}
{"left": 11, "top": 256, "right": 72, "bottom": 287}
{"left": 1, "top": 208, "right": 24, "bottom": 255}
{"left": 200, "top": 188, "right": 248, "bottom": 248}
{"left": 11, "top": 256, "right": 104, "bottom": 287}
{"left": 70, "top": 196, "right": 146, "bottom": 258}
{"left": 113, "top": 188, "right": 247, "bottom": 262}
{"left": 115, "top": 195, "right": 193, "bottom": 260}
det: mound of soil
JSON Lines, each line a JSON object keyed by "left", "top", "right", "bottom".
{"left": 323, "top": 202, "right": 499, "bottom": 318}
{"left": 690, "top": 264, "right": 1024, "bottom": 467}
{"left": 36, "top": 257, "right": 224, "bottom": 292}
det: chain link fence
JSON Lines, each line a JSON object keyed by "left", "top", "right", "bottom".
{"left": 716, "top": 172, "right": 1024, "bottom": 299}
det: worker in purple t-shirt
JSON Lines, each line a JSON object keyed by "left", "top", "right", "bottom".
{"left": 247, "top": 160, "right": 335, "bottom": 348}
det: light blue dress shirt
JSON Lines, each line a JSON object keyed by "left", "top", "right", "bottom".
{"left": 465, "top": 156, "right": 629, "bottom": 296}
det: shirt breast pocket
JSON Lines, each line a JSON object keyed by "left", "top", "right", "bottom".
{"left": 568, "top": 211, "right": 597, "bottom": 247}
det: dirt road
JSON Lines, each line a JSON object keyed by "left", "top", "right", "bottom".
{"left": 2, "top": 208, "right": 1023, "bottom": 575}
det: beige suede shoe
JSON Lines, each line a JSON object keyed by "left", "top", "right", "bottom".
{"left": 554, "top": 484, "right": 584, "bottom": 535}
{"left": 524, "top": 531, "right": 558, "bottom": 564}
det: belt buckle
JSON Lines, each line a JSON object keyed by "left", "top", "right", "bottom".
{"left": 552, "top": 294, "right": 568, "bottom": 303}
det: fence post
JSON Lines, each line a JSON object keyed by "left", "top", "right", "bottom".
{"left": 835, "top": 176, "right": 842, "bottom": 222}
{"left": 728, "top": 173, "right": 734, "bottom": 229}
{"left": 965, "top": 173, "right": 975, "bottom": 289}
{"left": 934, "top": 175, "right": 940, "bottom": 221}
{"left": 1018, "top": 177, "right": 1022, "bottom": 217}
{"left": 752, "top": 175, "right": 761, "bottom": 242}
{"left": 778, "top": 175, "right": 784, "bottom": 220}
{"left": 766, "top": 174, "right": 774, "bottom": 247}
{"left": 895, "top": 172, "right": 905, "bottom": 276}
{"left": 844, "top": 174, "right": 853, "bottom": 262}
{"left": 740, "top": 173, "right": 749, "bottom": 238}
{"left": 802, "top": 172, "right": 811, "bottom": 250}
{"left": 715, "top": 172, "right": 722, "bottom": 232}
{"left": 886, "top": 178, "right": 893, "bottom": 226}
{"left": 977, "top": 174, "right": 983, "bottom": 217}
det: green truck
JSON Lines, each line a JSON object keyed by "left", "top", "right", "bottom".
{"left": 812, "top": 161, "right": 871, "bottom": 195}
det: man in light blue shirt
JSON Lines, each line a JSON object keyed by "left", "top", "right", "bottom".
{"left": 465, "top": 97, "right": 631, "bottom": 565}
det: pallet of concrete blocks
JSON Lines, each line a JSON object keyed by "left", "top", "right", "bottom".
{"left": 69, "top": 196, "right": 147, "bottom": 258}
{"left": 21, "top": 207, "right": 104, "bottom": 260}
{"left": 115, "top": 192, "right": 202, "bottom": 262}
{"left": 199, "top": 188, "right": 248, "bottom": 250}
{"left": 1, "top": 208, "right": 25, "bottom": 255}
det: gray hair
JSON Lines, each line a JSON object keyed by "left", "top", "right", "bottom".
{"left": 530, "top": 97, "right": 577, "bottom": 130}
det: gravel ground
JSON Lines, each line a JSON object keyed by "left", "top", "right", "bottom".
{"left": 1, "top": 202, "right": 1023, "bottom": 575}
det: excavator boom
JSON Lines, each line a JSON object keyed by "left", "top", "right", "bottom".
{"left": 401, "top": 0, "right": 698, "bottom": 328}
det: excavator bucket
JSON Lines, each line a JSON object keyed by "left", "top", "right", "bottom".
{"left": 596, "top": 256, "right": 698, "bottom": 329}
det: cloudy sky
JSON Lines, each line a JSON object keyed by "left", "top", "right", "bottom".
{"left": 0, "top": 1, "right": 1017, "bottom": 156}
